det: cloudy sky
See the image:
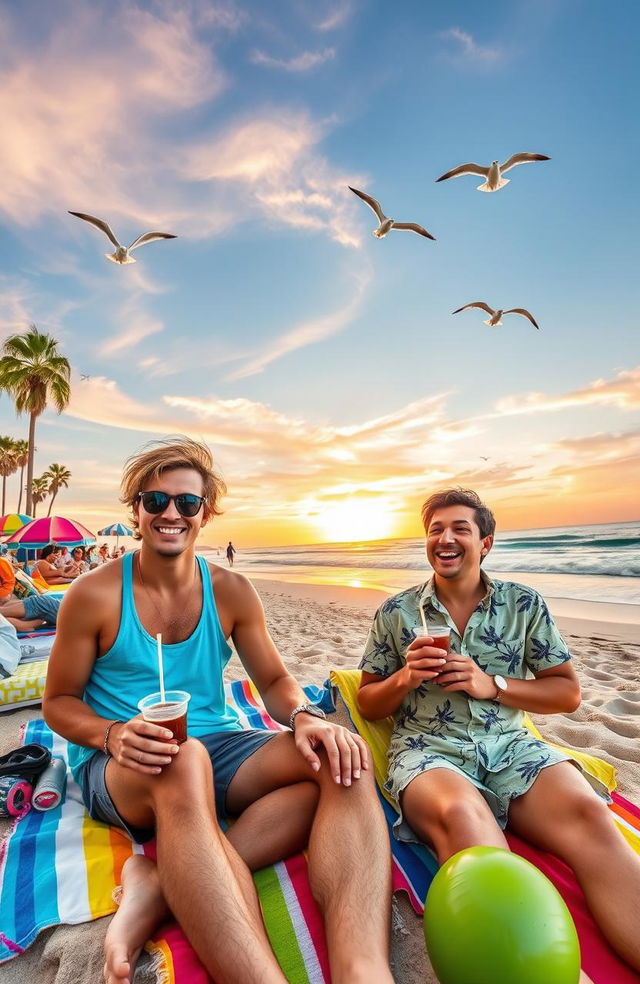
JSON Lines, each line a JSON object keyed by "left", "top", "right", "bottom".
{"left": 0, "top": 0, "right": 638, "bottom": 546}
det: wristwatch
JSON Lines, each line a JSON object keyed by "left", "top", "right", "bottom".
{"left": 289, "top": 703, "right": 327, "bottom": 731}
{"left": 493, "top": 675, "right": 508, "bottom": 702}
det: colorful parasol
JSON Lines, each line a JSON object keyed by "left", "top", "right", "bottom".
{"left": 5, "top": 515, "right": 96, "bottom": 550}
{"left": 0, "top": 513, "right": 33, "bottom": 538}
{"left": 97, "top": 522, "right": 134, "bottom": 548}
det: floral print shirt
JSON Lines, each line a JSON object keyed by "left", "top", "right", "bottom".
{"left": 359, "top": 573, "right": 571, "bottom": 755}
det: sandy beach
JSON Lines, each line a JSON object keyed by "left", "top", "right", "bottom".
{"left": 1, "top": 575, "right": 639, "bottom": 984}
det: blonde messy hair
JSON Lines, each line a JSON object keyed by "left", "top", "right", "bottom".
{"left": 120, "top": 436, "right": 227, "bottom": 540}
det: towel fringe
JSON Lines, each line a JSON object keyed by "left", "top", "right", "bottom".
{"left": 144, "top": 938, "right": 174, "bottom": 984}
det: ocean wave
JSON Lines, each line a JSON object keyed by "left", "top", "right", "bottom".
{"left": 238, "top": 554, "right": 640, "bottom": 578}
{"left": 231, "top": 521, "right": 640, "bottom": 581}
{"left": 496, "top": 537, "right": 640, "bottom": 550}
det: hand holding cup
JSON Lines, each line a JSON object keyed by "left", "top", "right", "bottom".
{"left": 403, "top": 626, "right": 451, "bottom": 691}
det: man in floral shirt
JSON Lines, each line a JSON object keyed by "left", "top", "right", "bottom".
{"left": 358, "top": 488, "right": 640, "bottom": 971}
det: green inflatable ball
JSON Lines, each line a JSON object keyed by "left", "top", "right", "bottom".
{"left": 423, "top": 847, "right": 581, "bottom": 984}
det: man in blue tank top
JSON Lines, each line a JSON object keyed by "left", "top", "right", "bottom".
{"left": 44, "top": 437, "right": 393, "bottom": 984}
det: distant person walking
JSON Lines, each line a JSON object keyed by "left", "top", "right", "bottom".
{"left": 226, "top": 541, "right": 236, "bottom": 567}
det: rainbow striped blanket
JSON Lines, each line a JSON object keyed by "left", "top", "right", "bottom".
{"left": 1, "top": 675, "right": 640, "bottom": 983}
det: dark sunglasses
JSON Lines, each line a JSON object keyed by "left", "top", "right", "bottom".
{"left": 137, "top": 491, "right": 206, "bottom": 518}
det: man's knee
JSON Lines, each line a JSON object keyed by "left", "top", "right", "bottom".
{"left": 566, "top": 789, "right": 613, "bottom": 833}
{"left": 151, "top": 738, "right": 213, "bottom": 803}
{"left": 404, "top": 784, "right": 493, "bottom": 838}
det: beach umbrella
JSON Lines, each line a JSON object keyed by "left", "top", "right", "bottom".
{"left": 0, "top": 513, "right": 33, "bottom": 538}
{"left": 5, "top": 515, "right": 96, "bottom": 550}
{"left": 97, "top": 522, "right": 133, "bottom": 548}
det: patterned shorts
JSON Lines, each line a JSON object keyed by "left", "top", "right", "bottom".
{"left": 385, "top": 729, "right": 610, "bottom": 842}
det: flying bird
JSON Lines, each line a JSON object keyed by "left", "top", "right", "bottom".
{"left": 348, "top": 187, "right": 435, "bottom": 240}
{"left": 80, "top": 374, "right": 91, "bottom": 381}
{"left": 436, "top": 153, "right": 550, "bottom": 192}
{"left": 68, "top": 211, "right": 177, "bottom": 264}
{"left": 452, "top": 302, "right": 540, "bottom": 330}
{"left": 479, "top": 456, "right": 490, "bottom": 461}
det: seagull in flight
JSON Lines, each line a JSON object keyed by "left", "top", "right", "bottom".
{"left": 80, "top": 374, "right": 91, "bottom": 381}
{"left": 68, "top": 211, "right": 177, "bottom": 264}
{"left": 452, "top": 302, "right": 540, "bottom": 330}
{"left": 348, "top": 187, "right": 435, "bottom": 240}
{"left": 436, "top": 153, "right": 550, "bottom": 192}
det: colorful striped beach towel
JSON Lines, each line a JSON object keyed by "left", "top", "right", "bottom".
{"left": 330, "top": 667, "right": 640, "bottom": 984}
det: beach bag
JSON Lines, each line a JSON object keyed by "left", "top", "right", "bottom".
{"left": 12, "top": 568, "right": 41, "bottom": 600}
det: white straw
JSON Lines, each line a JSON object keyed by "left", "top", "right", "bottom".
{"left": 156, "top": 632, "right": 165, "bottom": 703}
{"left": 419, "top": 604, "right": 428, "bottom": 635}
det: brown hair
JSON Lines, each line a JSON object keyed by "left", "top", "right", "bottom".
{"left": 120, "top": 436, "right": 227, "bottom": 540}
{"left": 421, "top": 488, "right": 496, "bottom": 539}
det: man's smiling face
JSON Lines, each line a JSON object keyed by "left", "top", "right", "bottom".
{"left": 426, "top": 504, "right": 493, "bottom": 581}
{"left": 135, "top": 466, "right": 209, "bottom": 557}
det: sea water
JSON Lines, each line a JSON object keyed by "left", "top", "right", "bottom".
{"left": 209, "top": 521, "right": 640, "bottom": 608}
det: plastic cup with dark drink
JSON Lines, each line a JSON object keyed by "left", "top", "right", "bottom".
{"left": 138, "top": 690, "right": 191, "bottom": 744}
{"left": 413, "top": 625, "right": 452, "bottom": 677}
{"left": 425, "top": 625, "right": 452, "bottom": 656}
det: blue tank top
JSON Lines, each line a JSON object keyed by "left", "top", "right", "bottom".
{"left": 68, "top": 552, "right": 240, "bottom": 780}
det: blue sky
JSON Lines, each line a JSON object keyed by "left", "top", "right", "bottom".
{"left": 0, "top": 0, "right": 638, "bottom": 545}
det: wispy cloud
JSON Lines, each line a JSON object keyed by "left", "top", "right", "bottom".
{"left": 439, "top": 27, "right": 503, "bottom": 65}
{"left": 0, "top": 1, "right": 228, "bottom": 227}
{"left": 315, "top": 3, "right": 352, "bottom": 31}
{"left": 0, "top": 3, "right": 359, "bottom": 257}
{"left": 100, "top": 296, "right": 165, "bottom": 356}
{"left": 184, "top": 111, "right": 361, "bottom": 247}
{"left": 250, "top": 47, "right": 335, "bottom": 72}
{"left": 493, "top": 366, "right": 640, "bottom": 416}
{"left": 225, "top": 267, "right": 371, "bottom": 380}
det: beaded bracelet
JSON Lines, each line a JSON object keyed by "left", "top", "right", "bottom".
{"left": 102, "top": 720, "right": 123, "bottom": 757}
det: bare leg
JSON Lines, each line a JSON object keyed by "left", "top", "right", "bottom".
{"left": 509, "top": 762, "right": 640, "bottom": 971}
{"left": 401, "top": 768, "right": 509, "bottom": 863}
{"left": 104, "top": 855, "right": 169, "bottom": 984}
{"left": 0, "top": 599, "right": 27, "bottom": 617}
{"left": 226, "top": 781, "right": 318, "bottom": 870}
{"left": 102, "top": 778, "right": 318, "bottom": 983}
{"left": 3, "top": 616, "right": 46, "bottom": 632}
{"left": 106, "top": 739, "right": 288, "bottom": 984}
{"left": 227, "top": 733, "right": 394, "bottom": 984}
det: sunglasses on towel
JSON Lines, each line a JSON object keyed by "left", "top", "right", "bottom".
{"left": 137, "top": 491, "right": 206, "bottom": 518}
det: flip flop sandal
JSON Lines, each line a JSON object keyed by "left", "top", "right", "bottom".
{"left": 0, "top": 743, "right": 51, "bottom": 781}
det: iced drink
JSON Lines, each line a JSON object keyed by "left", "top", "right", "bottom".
{"left": 138, "top": 690, "right": 191, "bottom": 744}
{"left": 426, "top": 625, "right": 451, "bottom": 655}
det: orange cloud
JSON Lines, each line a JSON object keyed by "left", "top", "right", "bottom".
{"left": 494, "top": 366, "right": 640, "bottom": 416}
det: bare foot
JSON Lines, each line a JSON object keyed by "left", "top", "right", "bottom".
{"left": 103, "top": 854, "right": 170, "bottom": 984}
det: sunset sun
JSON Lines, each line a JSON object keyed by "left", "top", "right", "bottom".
{"left": 313, "top": 498, "right": 396, "bottom": 543}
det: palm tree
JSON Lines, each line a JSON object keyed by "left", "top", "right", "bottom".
{"left": 0, "top": 436, "right": 18, "bottom": 515}
{"left": 44, "top": 463, "right": 72, "bottom": 516}
{"left": 12, "top": 439, "right": 29, "bottom": 514}
{"left": 31, "top": 476, "right": 49, "bottom": 518}
{"left": 0, "top": 326, "right": 71, "bottom": 515}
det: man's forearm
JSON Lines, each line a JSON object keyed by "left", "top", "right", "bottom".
{"left": 43, "top": 694, "right": 116, "bottom": 751}
{"left": 259, "top": 674, "right": 311, "bottom": 726}
{"left": 486, "top": 674, "right": 580, "bottom": 714}
{"left": 357, "top": 670, "right": 410, "bottom": 720}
